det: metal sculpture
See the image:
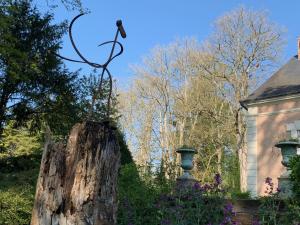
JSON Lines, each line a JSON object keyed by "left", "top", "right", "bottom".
{"left": 55, "top": 13, "right": 126, "bottom": 120}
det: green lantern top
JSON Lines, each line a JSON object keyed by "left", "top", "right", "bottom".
{"left": 275, "top": 139, "right": 300, "bottom": 148}
{"left": 176, "top": 146, "right": 197, "bottom": 154}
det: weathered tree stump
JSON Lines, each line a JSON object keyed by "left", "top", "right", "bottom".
{"left": 31, "top": 121, "right": 121, "bottom": 225}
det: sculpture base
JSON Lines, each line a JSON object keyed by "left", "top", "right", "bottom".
{"left": 278, "top": 171, "right": 293, "bottom": 198}
{"left": 178, "top": 171, "right": 194, "bottom": 180}
{"left": 175, "top": 177, "right": 197, "bottom": 193}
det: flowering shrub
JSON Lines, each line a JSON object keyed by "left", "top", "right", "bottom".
{"left": 257, "top": 177, "right": 300, "bottom": 225}
{"left": 156, "top": 174, "right": 237, "bottom": 225}
{"left": 257, "top": 177, "right": 281, "bottom": 224}
{"left": 118, "top": 168, "right": 237, "bottom": 225}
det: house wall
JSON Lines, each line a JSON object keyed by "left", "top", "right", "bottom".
{"left": 246, "top": 107, "right": 258, "bottom": 197}
{"left": 246, "top": 97, "right": 300, "bottom": 196}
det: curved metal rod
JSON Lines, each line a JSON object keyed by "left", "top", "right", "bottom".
{"left": 53, "top": 52, "right": 86, "bottom": 64}
{"left": 54, "top": 13, "right": 126, "bottom": 121}
{"left": 55, "top": 39, "right": 123, "bottom": 67}
{"left": 98, "top": 40, "right": 124, "bottom": 66}
{"left": 69, "top": 13, "right": 103, "bottom": 68}
{"left": 104, "top": 67, "right": 113, "bottom": 118}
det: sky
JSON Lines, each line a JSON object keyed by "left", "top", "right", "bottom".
{"left": 35, "top": 0, "right": 300, "bottom": 90}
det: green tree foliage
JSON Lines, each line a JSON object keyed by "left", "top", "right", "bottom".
{"left": 0, "top": 120, "right": 42, "bottom": 172}
{"left": 0, "top": 121, "right": 41, "bottom": 157}
{"left": 76, "top": 71, "right": 119, "bottom": 122}
{"left": 76, "top": 71, "right": 133, "bottom": 164}
{"left": 55, "top": 0, "right": 82, "bottom": 10}
{"left": 43, "top": 0, "right": 83, "bottom": 11}
{"left": 116, "top": 129, "right": 133, "bottom": 165}
{"left": 0, "top": 1, "right": 132, "bottom": 224}
{"left": 290, "top": 155, "right": 300, "bottom": 202}
{"left": 117, "top": 163, "right": 165, "bottom": 225}
{"left": 0, "top": 0, "right": 79, "bottom": 136}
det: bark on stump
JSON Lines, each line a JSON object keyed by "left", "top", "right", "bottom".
{"left": 31, "top": 121, "right": 121, "bottom": 225}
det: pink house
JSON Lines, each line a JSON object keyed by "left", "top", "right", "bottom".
{"left": 241, "top": 44, "right": 300, "bottom": 196}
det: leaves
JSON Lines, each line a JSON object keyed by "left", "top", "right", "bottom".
{"left": 0, "top": 0, "right": 78, "bottom": 136}
{"left": 0, "top": 121, "right": 41, "bottom": 157}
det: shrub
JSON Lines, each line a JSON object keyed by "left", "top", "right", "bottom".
{"left": 289, "top": 155, "right": 300, "bottom": 201}
{"left": 0, "top": 161, "right": 39, "bottom": 224}
{"left": 0, "top": 153, "right": 41, "bottom": 173}
{"left": 118, "top": 170, "right": 237, "bottom": 225}
{"left": 0, "top": 186, "right": 34, "bottom": 225}
{"left": 257, "top": 177, "right": 300, "bottom": 225}
{"left": 117, "top": 163, "right": 162, "bottom": 225}
{"left": 258, "top": 177, "right": 281, "bottom": 224}
{"left": 156, "top": 174, "right": 236, "bottom": 225}
{"left": 230, "top": 190, "right": 251, "bottom": 200}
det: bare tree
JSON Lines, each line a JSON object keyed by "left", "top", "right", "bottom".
{"left": 194, "top": 7, "right": 285, "bottom": 190}
{"left": 118, "top": 89, "right": 155, "bottom": 166}
{"left": 119, "top": 40, "right": 198, "bottom": 177}
{"left": 119, "top": 8, "right": 284, "bottom": 189}
{"left": 119, "top": 39, "right": 236, "bottom": 181}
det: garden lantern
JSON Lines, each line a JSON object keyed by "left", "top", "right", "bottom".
{"left": 176, "top": 146, "right": 197, "bottom": 180}
{"left": 275, "top": 140, "right": 299, "bottom": 167}
{"left": 275, "top": 139, "right": 300, "bottom": 197}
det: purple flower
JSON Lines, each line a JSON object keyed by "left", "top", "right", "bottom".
{"left": 224, "top": 202, "right": 234, "bottom": 213}
{"left": 214, "top": 173, "right": 222, "bottom": 186}
{"left": 193, "top": 182, "right": 201, "bottom": 190}
{"left": 265, "top": 177, "right": 273, "bottom": 186}
{"left": 203, "top": 183, "right": 211, "bottom": 191}
{"left": 252, "top": 218, "right": 260, "bottom": 225}
{"left": 220, "top": 202, "right": 237, "bottom": 224}
{"left": 264, "top": 177, "right": 275, "bottom": 194}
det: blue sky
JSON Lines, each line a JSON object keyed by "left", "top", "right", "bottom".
{"left": 36, "top": 0, "right": 300, "bottom": 89}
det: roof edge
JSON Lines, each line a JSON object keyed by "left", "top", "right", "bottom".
{"left": 241, "top": 56, "right": 300, "bottom": 104}
{"left": 240, "top": 93, "right": 300, "bottom": 108}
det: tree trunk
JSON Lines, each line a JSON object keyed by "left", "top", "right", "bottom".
{"left": 31, "top": 121, "right": 121, "bottom": 225}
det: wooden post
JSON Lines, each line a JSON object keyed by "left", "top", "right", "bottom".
{"left": 31, "top": 121, "right": 121, "bottom": 225}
